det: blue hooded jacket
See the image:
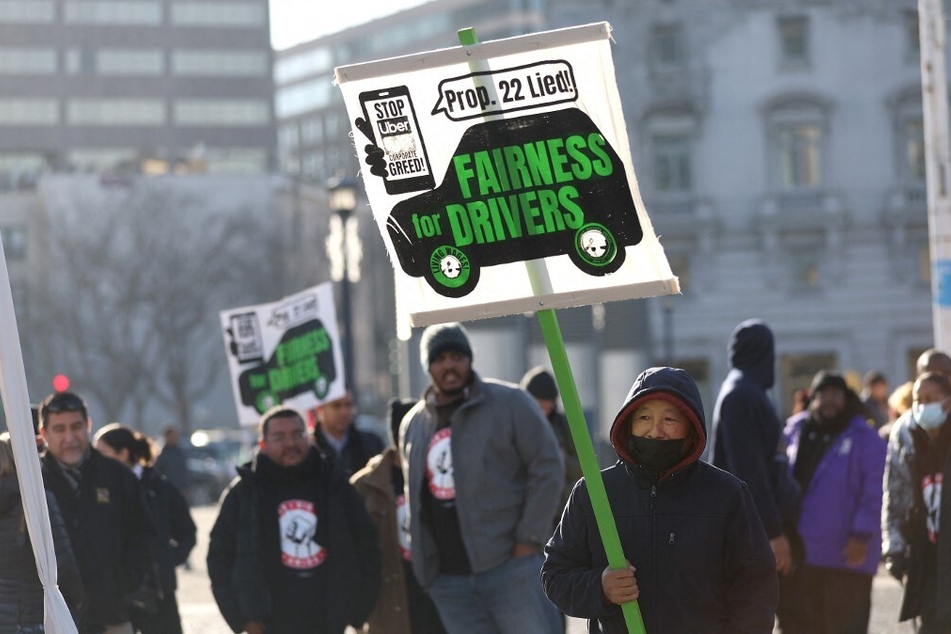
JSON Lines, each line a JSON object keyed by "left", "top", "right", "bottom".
{"left": 711, "top": 320, "right": 800, "bottom": 539}
{"left": 542, "top": 367, "right": 778, "bottom": 633}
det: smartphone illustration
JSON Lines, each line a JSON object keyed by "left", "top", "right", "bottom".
{"left": 359, "top": 86, "right": 436, "bottom": 195}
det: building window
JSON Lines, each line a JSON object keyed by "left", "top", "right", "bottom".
{"left": 892, "top": 93, "right": 926, "bottom": 186}
{"left": 0, "top": 226, "right": 26, "bottom": 261}
{"left": 300, "top": 117, "right": 322, "bottom": 146}
{"left": 174, "top": 99, "right": 270, "bottom": 126}
{"left": 0, "top": 1, "right": 54, "bottom": 23}
{"left": 97, "top": 49, "right": 164, "bottom": 76}
{"left": 63, "top": 1, "right": 162, "bottom": 25}
{"left": 278, "top": 123, "right": 299, "bottom": 152}
{"left": 324, "top": 112, "right": 341, "bottom": 138}
{"left": 172, "top": 50, "right": 268, "bottom": 77}
{"left": 68, "top": 148, "right": 137, "bottom": 172}
{"left": 650, "top": 23, "right": 686, "bottom": 70}
{"left": 67, "top": 99, "right": 165, "bottom": 126}
{"left": 0, "top": 48, "right": 56, "bottom": 74}
{"left": 204, "top": 148, "right": 268, "bottom": 174}
{"left": 170, "top": 2, "right": 265, "bottom": 27}
{"left": 778, "top": 16, "right": 809, "bottom": 65}
{"left": 274, "top": 48, "right": 332, "bottom": 84}
{"left": 653, "top": 134, "right": 693, "bottom": 194}
{"left": 0, "top": 99, "right": 59, "bottom": 125}
{"left": 0, "top": 153, "right": 45, "bottom": 172}
{"left": 776, "top": 122, "right": 822, "bottom": 189}
{"left": 765, "top": 97, "right": 829, "bottom": 194}
{"left": 790, "top": 243, "right": 820, "bottom": 289}
{"left": 901, "top": 118, "right": 926, "bottom": 183}
{"left": 64, "top": 49, "right": 97, "bottom": 76}
{"left": 275, "top": 78, "right": 333, "bottom": 118}
{"left": 905, "top": 10, "right": 920, "bottom": 58}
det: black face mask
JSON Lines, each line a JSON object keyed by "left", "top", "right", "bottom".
{"left": 626, "top": 435, "right": 688, "bottom": 475}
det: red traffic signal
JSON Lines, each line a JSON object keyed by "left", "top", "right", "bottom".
{"left": 52, "top": 374, "right": 70, "bottom": 392}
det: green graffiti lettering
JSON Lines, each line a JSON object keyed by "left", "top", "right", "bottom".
{"left": 473, "top": 151, "right": 502, "bottom": 196}
{"left": 492, "top": 194, "right": 522, "bottom": 239}
{"left": 412, "top": 212, "right": 442, "bottom": 238}
{"left": 447, "top": 203, "right": 474, "bottom": 246}
{"left": 468, "top": 200, "right": 494, "bottom": 243}
{"left": 453, "top": 154, "right": 476, "bottom": 198}
{"left": 520, "top": 190, "right": 544, "bottom": 235}
{"left": 566, "top": 135, "right": 593, "bottom": 180}
{"left": 588, "top": 133, "right": 613, "bottom": 176}
{"left": 546, "top": 137, "right": 573, "bottom": 184}
{"left": 502, "top": 145, "right": 529, "bottom": 189}
{"left": 559, "top": 185, "right": 584, "bottom": 228}
{"left": 523, "top": 142, "right": 554, "bottom": 187}
{"left": 249, "top": 373, "right": 267, "bottom": 389}
{"left": 451, "top": 131, "right": 614, "bottom": 202}
{"left": 443, "top": 186, "right": 592, "bottom": 245}
{"left": 268, "top": 357, "right": 319, "bottom": 394}
{"left": 537, "top": 188, "right": 565, "bottom": 233}
{"left": 491, "top": 148, "right": 511, "bottom": 191}
{"left": 312, "top": 329, "right": 331, "bottom": 354}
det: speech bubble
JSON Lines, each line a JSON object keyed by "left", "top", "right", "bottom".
{"left": 432, "top": 60, "right": 577, "bottom": 121}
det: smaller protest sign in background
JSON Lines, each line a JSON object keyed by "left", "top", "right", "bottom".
{"left": 220, "top": 283, "right": 345, "bottom": 426}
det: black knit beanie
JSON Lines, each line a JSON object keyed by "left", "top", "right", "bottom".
{"left": 420, "top": 322, "right": 472, "bottom": 369}
{"left": 520, "top": 366, "right": 558, "bottom": 400}
{"left": 810, "top": 370, "right": 848, "bottom": 395}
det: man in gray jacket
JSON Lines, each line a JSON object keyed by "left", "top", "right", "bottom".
{"left": 399, "top": 322, "right": 565, "bottom": 633}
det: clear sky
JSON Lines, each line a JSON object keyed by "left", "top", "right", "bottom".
{"left": 269, "top": 0, "right": 432, "bottom": 50}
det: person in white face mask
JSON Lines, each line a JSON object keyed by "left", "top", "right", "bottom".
{"left": 882, "top": 371, "right": 951, "bottom": 633}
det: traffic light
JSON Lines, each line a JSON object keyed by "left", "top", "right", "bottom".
{"left": 52, "top": 374, "right": 70, "bottom": 393}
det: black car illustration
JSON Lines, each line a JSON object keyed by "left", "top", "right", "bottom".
{"left": 237, "top": 319, "right": 336, "bottom": 413}
{"left": 385, "top": 108, "right": 643, "bottom": 298}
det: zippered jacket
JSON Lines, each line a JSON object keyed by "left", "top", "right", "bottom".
{"left": 542, "top": 367, "right": 778, "bottom": 633}
{"left": 785, "top": 411, "right": 886, "bottom": 576}
{"left": 400, "top": 373, "right": 564, "bottom": 587}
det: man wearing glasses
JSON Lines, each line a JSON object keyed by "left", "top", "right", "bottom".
{"left": 38, "top": 391, "right": 154, "bottom": 634}
{"left": 207, "top": 405, "right": 381, "bottom": 634}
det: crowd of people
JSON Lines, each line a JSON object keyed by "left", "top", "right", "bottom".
{"left": 0, "top": 318, "right": 949, "bottom": 633}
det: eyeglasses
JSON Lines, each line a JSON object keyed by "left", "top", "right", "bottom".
{"left": 264, "top": 430, "right": 307, "bottom": 445}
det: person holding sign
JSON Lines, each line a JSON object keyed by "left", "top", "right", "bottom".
{"left": 542, "top": 366, "right": 778, "bottom": 633}
{"left": 399, "top": 322, "right": 564, "bottom": 633}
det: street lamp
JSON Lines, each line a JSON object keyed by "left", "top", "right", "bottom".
{"left": 326, "top": 173, "right": 361, "bottom": 394}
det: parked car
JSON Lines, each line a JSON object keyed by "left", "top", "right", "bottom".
{"left": 184, "top": 428, "right": 255, "bottom": 506}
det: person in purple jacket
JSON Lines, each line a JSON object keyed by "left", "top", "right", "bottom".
{"left": 785, "top": 371, "right": 886, "bottom": 634}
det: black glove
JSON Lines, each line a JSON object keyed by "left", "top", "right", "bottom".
{"left": 884, "top": 553, "right": 906, "bottom": 581}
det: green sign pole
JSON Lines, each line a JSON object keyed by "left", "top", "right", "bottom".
{"left": 537, "top": 309, "right": 646, "bottom": 634}
{"left": 455, "top": 26, "right": 646, "bottom": 634}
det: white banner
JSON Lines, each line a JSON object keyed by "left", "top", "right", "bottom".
{"left": 336, "top": 22, "right": 678, "bottom": 326}
{"left": 220, "top": 283, "right": 345, "bottom": 426}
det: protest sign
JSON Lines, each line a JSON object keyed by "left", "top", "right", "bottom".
{"left": 336, "top": 22, "right": 678, "bottom": 327}
{"left": 220, "top": 283, "right": 344, "bottom": 426}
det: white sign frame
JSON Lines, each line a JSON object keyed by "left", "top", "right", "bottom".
{"left": 336, "top": 22, "right": 678, "bottom": 326}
